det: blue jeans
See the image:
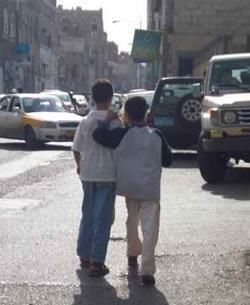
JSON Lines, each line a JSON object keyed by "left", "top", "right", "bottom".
{"left": 77, "top": 181, "right": 115, "bottom": 263}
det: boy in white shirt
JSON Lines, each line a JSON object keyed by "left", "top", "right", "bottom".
{"left": 72, "top": 79, "right": 122, "bottom": 277}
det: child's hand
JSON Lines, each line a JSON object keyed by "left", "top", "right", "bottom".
{"left": 104, "top": 110, "right": 119, "bottom": 123}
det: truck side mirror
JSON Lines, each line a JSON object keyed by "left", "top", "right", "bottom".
{"left": 192, "top": 83, "right": 202, "bottom": 99}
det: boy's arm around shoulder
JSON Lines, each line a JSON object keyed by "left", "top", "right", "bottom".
{"left": 93, "top": 119, "right": 129, "bottom": 149}
{"left": 154, "top": 129, "right": 173, "bottom": 167}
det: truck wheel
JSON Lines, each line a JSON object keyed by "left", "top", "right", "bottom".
{"left": 177, "top": 94, "right": 201, "bottom": 126}
{"left": 197, "top": 134, "right": 227, "bottom": 183}
{"left": 25, "top": 126, "right": 39, "bottom": 150}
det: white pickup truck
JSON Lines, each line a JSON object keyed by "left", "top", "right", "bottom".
{"left": 195, "top": 53, "right": 250, "bottom": 183}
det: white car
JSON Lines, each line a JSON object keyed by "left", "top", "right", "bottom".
{"left": 40, "top": 90, "right": 74, "bottom": 112}
{"left": 73, "top": 94, "right": 89, "bottom": 116}
{"left": 88, "top": 93, "right": 125, "bottom": 113}
{"left": 0, "top": 94, "right": 82, "bottom": 149}
{"left": 112, "top": 93, "right": 125, "bottom": 112}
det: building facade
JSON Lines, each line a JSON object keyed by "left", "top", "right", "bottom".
{"left": 116, "top": 52, "right": 138, "bottom": 92}
{"left": 36, "top": 0, "right": 58, "bottom": 91}
{"left": 57, "top": 6, "right": 112, "bottom": 93}
{"left": 148, "top": 0, "right": 250, "bottom": 77}
{"left": 0, "top": 2, "right": 138, "bottom": 93}
{"left": 0, "top": 0, "right": 21, "bottom": 92}
{"left": 0, "top": 0, "right": 57, "bottom": 93}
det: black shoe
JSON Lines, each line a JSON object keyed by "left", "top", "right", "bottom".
{"left": 128, "top": 256, "right": 138, "bottom": 267}
{"left": 88, "top": 262, "right": 109, "bottom": 277}
{"left": 142, "top": 275, "right": 155, "bottom": 286}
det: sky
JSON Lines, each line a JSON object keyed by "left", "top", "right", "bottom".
{"left": 57, "top": 0, "right": 147, "bottom": 53}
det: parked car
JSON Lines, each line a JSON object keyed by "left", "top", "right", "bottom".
{"left": 40, "top": 90, "right": 74, "bottom": 112}
{"left": 147, "top": 77, "right": 203, "bottom": 149}
{"left": 82, "top": 92, "right": 91, "bottom": 103}
{"left": 196, "top": 53, "right": 250, "bottom": 183}
{"left": 0, "top": 94, "right": 82, "bottom": 149}
{"left": 112, "top": 93, "right": 125, "bottom": 112}
{"left": 73, "top": 94, "right": 89, "bottom": 116}
{"left": 129, "top": 89, "right": 146, "bottom": 93}
{"left": 88, "top": 93, "right": 125, "bottom": 112}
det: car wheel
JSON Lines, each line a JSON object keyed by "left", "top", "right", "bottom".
{"left": 197, "top": 133, "right": 227, "bottom": 183}
{"left": 25, "top": 126, "right": 39, "bottom": 150}
{"left": 177, "top": 94, "right": 202, "bottom": 126}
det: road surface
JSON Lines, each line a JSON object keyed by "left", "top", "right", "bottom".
{"left": 0, "top": 139, "right": 250, "bottom": 304}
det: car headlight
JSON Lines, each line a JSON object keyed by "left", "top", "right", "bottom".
{"left": 208, "top": 108, "right": 219, "bottom": 125}
{"left": 40, "top": 121, "right": 57, "bottom": 128}
{"left": 222, "top": 110, "right": 238, "bottom": 124}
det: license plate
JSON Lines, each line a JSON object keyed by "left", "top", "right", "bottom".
{"left": 210, "top": 130, "right": 223, "bottom": 138}
{"left": 154, "top": 116, "right": 174, "bottom": 127}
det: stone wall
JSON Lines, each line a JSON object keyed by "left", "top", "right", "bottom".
{"left": 174, "top": 0, "right": 250, "bottom": 36}
{"left": 156, "top": 0, "right": 250, "bottom": 76}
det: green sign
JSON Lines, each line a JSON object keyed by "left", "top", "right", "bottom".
{"left": 131, "top": 30, "right": 162, "bottom": 63}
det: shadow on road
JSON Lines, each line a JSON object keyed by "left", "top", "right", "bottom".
{"left": 171, "top": 151, "right": 198, "bottom": 169}
{"left": 0, "top": 140, "right": 71, "bottom": 151}
{"left": 73, "top": 268, "right": 169, "bottom": 305}
{"left": 202, "top": 167, "right": 250, "bottom": 201}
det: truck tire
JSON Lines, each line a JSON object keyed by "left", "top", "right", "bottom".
{"left": 25, "top": 126, "right": 39, "bottom": 150}
{"left": 197, "top": 134, "right": 227, "bottom": 183}
{"left": 177, "top": 94, "right": 201, "bottom": 126}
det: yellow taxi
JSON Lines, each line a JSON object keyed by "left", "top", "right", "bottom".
{"left": 0, "top": 94, "right": 82, "bottom": 149}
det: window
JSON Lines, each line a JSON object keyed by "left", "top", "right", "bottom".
{"left": 11, "top": 97, "right": 21, "bottom": 112}
{"left": 10, "top": 13, "right": 16, "bottom": 39}
{"left": 155, "top": 80, "right": 202, "bottom": 108}
{"left": 61, "top": 17, "right": 72, "bottom": 34}
{"left": 0, "top": 97, "right": 10, "bottom": 111}
{"left": 3, "top": 9, "right": 9, "bottom": 37}
{"left": 210, "top": 60, "right": 250, "bottom": 90}
{"left": 154, "top": 0, "right": 162, "bottom": 12}
{"left": 23, "top": 97, "right": 65, "bottom": 113}
{"left": 41, "top": 63, "right": 47, "bottom": 77}
{"left": 92, "top": 24, "right": 98, "bottom": 32}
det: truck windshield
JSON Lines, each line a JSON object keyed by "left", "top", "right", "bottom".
{"left": 210, "top": 60, "right": 250, "bottom": 91}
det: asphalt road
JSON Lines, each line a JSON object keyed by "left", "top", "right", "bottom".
{"left": 0, "top": 139, "right": 250, "bottom": 305}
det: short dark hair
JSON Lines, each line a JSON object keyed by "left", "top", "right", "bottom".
{"left": 125, "top": 96, "right": 147, "bottom": 121}
{"left": 92, "top": 79, "right": 113, "bottom": 104}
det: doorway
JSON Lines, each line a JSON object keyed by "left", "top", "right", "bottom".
{"left": 178, "top": 57, "right": 193, "bottom": 76}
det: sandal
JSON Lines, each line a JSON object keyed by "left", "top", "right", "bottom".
{"left": 142, "top": 275, "right": 155, "bottom": 286}
{"left": 128, "top": 256, "right": 138, "bottom": 267}
{"left": 80, "top": 258, "right": 90, "bottom": 269}
{"left": 88, "top": 262, "right": 109, "bottom": 277}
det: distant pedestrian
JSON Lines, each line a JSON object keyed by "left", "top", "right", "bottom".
{"left": 10, "top": 88, "right": 17, "bottom": 94}
{"left": 92, "top": 96, "right": 172, "bottom": 285}
{"left": 69, "top": 91, "right": 77, "bottom": 111}
{"left": 72, "top": 79, "right": 122, "bottom": 277}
